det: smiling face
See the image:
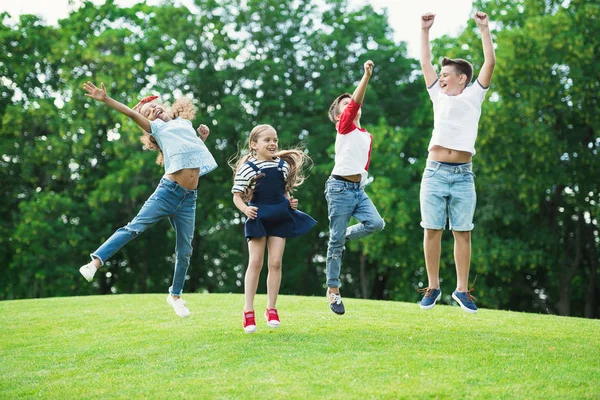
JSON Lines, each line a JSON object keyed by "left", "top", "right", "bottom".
{"left": 250, "top": 125, "right": 278, "bottom": 161}
{"left": 139, "top": 101, "right": 171, "bottom": 122}
{"left": 439, "top": 65, "right": 468, "bottom": 96}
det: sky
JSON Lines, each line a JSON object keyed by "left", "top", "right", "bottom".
{"left": 0, "top": 0, "right": 475, "bottom": 57}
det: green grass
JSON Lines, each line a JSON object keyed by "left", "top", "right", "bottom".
{"left": 1, "top": 294, "right": 598, "bottom": 399}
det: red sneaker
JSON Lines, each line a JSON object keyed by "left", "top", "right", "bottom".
{"left": 243, "top": 310, "right": 257, "bottom": 333}
{"left": 265, "top": 308, "right": 280, "bottom": 328}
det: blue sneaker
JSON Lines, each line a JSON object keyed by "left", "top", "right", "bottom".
{"left": 418, "top": 287, "right": 441, "bottom": 310}
{"left": 452, "top": 290, "right": 478, "bottom": 313}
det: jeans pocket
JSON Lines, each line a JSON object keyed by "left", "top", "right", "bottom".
{"left": 461, "top": 170, "right": 476, "bottom": 183}
{"left": 422, "top": 167, "right": 437, "bottom": 179}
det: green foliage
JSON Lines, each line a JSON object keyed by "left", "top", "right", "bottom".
{"left": 0, "top": 0, "right": 598, "bottom": 318}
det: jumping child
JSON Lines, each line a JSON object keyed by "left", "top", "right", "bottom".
{"left": 231, "top": 124, "right": 315, "bottom": 333}
{"left": 79, "top": 81, "right": 217, "bottom": 318}
{"left": 418, "top": 11, "right": 496, "bottom": 313}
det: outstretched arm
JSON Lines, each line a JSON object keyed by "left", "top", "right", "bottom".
{"left": 351, "top": 60, "right": 374, "bottom": 105}
{"left": 474, "top": 11, "right": 496, "bottom": 88}
{"left": 83, "top": 82, "right": 151, "bottom": 132}
{"left": 420, "top": 13, "right": 438, "bottom": 87}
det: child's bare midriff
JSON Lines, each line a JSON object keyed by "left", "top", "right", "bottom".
{"left": 167, "top": 167, "right": 200, "bottom": 190}
{"left": 429, "top": 145, "right": 472, "bottom": 163}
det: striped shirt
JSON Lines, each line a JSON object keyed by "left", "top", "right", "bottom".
{"left": 232, "top": 157, "right": 290, "bottom": 193}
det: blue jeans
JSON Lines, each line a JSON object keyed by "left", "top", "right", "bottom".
{"left": 91, "top": 177, "right": 197, "bottom": 296}
{"left": 420, "top": 160, "right": 476, "bottom": 231}
{"left": 325, "top": 177, "right": 385, "bottom": 288}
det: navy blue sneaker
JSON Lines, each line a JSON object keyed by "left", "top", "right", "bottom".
{"left": 418, "top": 287, "right": 441, "bottom": 310}
{"left": 327, "top": 288, "right": 345, "bottom": 315}
{"left": 452, "top": 289, "right": 478, "bottom": 314}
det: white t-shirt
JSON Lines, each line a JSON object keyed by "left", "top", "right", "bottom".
{"left": 427, "top": 79, "right": 489, "bottom": 155}
{"left": 331, "top": 99, "right": 373, "bottom": 185}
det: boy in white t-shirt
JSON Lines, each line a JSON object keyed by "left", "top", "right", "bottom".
{"left": 418, "top": 11, "right": 496, "bottom": 313}
{"left": 324, "top": 60, "right": 385, "bottom": 315}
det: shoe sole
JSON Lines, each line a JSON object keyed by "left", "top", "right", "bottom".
{"left": 244, "top": 326, "right": 257, "bottom": 334}
{"left": 420, "top": 293, "right": 441, "bottom": 310}
{"left": 452, "top": 293, "right": 478, "bottom": 314}
{"left": 266, "top": 321, "right": 280, "bottom": 328}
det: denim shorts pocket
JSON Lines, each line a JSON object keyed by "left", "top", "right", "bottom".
{"left": 461, "top": 170, "right": 476, "bottom": 183}
{"left": 422, "top": 167, "right": 437, "bottom": 179}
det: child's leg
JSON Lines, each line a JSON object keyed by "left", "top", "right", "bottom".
{"left": 452, "top": 231, "right": 471, "bottom": 292}
{"left": 325, "top": 179, "right": 356, "bottom": 290}
{"left": 420, "top": 161, "right": 449, "bottom": 289}
{"left": 265, "top": 236, "right": 286, "bottom": 309}
{"left": 424, "top": 229, "right": 443, "bottom": 288}
{"left": 245, "top": 237, "right": 267, "bottom": 311}
{"left": 448, "top": 167, "right": 476, "bottom": 292}
{"left": 167, "top": 193, "right": 197, "bottom": 297}
{"left": 90, "top": 187, "right": 173, "bottom": 267}
{"left": 345, "top": 190, "right": 385, "bottom": 241}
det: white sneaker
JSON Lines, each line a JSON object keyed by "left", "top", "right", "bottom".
{"left": 79, "top": 263, "right": 97, "bottom": 282}
{"left": 166, "top": 294, "right": 191, "bottom": 318}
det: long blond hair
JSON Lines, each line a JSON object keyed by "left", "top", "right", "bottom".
{"left": 137, "top": 96, "right": 197, "bottom": 166}
{"left": 229, "top": 124, "right": 311, "bottom": 202}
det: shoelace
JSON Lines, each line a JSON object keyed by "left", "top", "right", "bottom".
{"left": 417, "top": 287, "right": 437, "bottom": 298}
{"left": 466, "top": 276, "right": 478, "bottom": 302}
{"left": 329, "top": 292, "right": 342, "bottom": 305}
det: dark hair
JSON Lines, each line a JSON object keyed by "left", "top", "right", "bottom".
{"left": 441, "top": 57, "right": 473, "bottom": 88}
{"left": 328, "top": 93, "right": 352, "bottom": 123}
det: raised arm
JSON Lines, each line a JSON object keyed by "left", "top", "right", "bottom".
{"left": 474, "top": 11, "right": 496, "bottom": 88}
{"left": 420, "top": 13, "right": 438, "bottom": 87}
{"left": 351, "top": 60, "right": 374, "bottom": 105}
{"left": 83, "top": 82, "right": 151, "bottom": 132}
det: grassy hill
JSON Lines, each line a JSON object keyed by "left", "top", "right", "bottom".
{"left": 1, "top": 294, "right": 598, "bottom": 399}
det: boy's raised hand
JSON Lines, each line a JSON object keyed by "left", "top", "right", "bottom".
{"left": 421, "top": 13, "right": 435, "bottom": 30}
{"left": 197, "top": 124, "right": 210, "bottom": 142}
{"left": 474, "top": 11, "right": 489, "bottom": 28}
{"left": 83, "top": 82, "right": 108, "bottom": 102}
{"left": 364, "top": 60, "right": 374, "bottom": 77}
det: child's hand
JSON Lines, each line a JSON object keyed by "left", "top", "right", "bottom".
{"left": 197, "top": 124, "right": 210, "bottom": 142}
{"left": 474, "top": 11, "right": 489, "bottom": 28}
{"left": 83, "top": 82, "right": 108, "bottom": 102}
{"left": 288, "top": 196, "right": 298, "bottom": 210}
{"left": 244, "top": 205, "right": 258, "bottom": 220}
{"left": 421, "top": 13, "right": 436, "bottom": 30}
{"left": 364, "top": 60, "right": 374, "bottom": 77}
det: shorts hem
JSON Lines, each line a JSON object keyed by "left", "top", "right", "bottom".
{"left": 420, "top": 222, "right": 445, "bottom": 230}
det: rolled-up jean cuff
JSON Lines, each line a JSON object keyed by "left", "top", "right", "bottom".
{"left": 169, "top": 288, "right": 183, "bottom": 296}
{"left": 420, "top": 222, "right": 444, "bottom": 230}
{"left": 449, "top": 224, "right": 474, "bottom": 232}
{"left": 90, "top": 253, "right": 104, "bottom": 266}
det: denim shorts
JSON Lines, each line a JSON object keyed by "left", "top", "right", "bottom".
{"left": 419, "top": 159, "right": 476, "bottom": 231}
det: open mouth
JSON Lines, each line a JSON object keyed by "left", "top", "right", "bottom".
{"left": 440, "top": 82, "right": 447, "bottom": 89}
{"left": 155, "top": 109, "right": 163, "bottom": 118}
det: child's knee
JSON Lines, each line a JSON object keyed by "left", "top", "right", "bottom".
{"left": 268, "top": 260, "right": 282, "bottom": 271}
{"left": 369, "top": 217, "right": 385, "bottom": 232}
{"left": 248, "top": 256, "right": 264, "bottom": 269}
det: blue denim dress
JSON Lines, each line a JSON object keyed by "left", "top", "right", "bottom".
{"left": 245, "top": 159, "right": 316, "bottom": 240}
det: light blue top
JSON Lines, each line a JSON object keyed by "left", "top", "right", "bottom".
{"left": 149, "top": 118, "right": 218, "bottom": 176}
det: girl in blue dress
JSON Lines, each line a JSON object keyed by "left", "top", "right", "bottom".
{"left": 231, "top": 124, "right": 316, "bottom": 333}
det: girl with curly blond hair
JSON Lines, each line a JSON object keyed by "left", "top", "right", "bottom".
{"left": 78, "top": 81, "right": 217, "bottom": 318}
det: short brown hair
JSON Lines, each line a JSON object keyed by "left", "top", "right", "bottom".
{"left": 328, "top": 93, "right": 351, "bottom": 123}
{"left": 441, "top": 57, "right": 473, "bottom": 88}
